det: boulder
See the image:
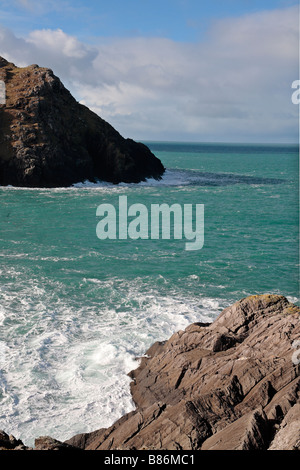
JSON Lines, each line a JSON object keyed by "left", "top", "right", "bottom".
{"left": 0, "top": 430, "right": 28, "bottom": 450}
{"left": 34, "top": 436, "right": 82, "bottom": 451}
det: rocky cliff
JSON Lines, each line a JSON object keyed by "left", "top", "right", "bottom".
{"left": 0, "top": 57, "right": 164, "bottom": 187}
{"left": 1, "top": 294, "right": 299, "bottom": 451}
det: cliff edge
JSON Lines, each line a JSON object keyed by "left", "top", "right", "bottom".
{"left": 0, "top": 57, "right": 164, "bottom": 187}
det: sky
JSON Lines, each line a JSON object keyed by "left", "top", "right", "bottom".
{"left": 0, "top": 0, "right": 299, "bottom": 142}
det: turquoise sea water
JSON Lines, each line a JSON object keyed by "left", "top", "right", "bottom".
{"left": 0, "top": 142, "right": 299, "bottom": 445}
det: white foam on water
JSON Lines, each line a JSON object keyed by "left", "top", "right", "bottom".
{"left": 71, "top": 169, "right": 192, "bottom": 189}
{"left": 0, "top": 307, "right": 5, "bottom": 326}
{"left": 0, "top": 268, "right": 224, "bottom": 447}
{"left": 0, "top": 168, "right": 203, "bottom": 193}
{"left": 287, "top": 295, "right": 299, "bottom": 304}
{"left": 0, "top": 341, "right": 7, "bottom": 367}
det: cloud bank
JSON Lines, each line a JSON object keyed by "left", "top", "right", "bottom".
{"left": 0, "top": 5, "right": 298, "bottom": 142}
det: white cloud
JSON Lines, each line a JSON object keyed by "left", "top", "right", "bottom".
{"left": 0, "top": 5, "right": 298, "bottom": 142}
{"left": 27, "top": 29, "right": 90, "bottom": 59}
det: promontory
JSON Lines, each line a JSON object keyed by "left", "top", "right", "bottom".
{"left": 0, "top": 57, "right": 165, "bottom": 187}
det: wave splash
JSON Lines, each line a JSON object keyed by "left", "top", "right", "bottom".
{"left": 0, "top": 268, "right": 225, "bottom": 447}
{"left": 72, "top": 168, "right": 285, "bottom": 189}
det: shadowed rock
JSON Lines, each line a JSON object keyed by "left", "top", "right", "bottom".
{"left": 0, "top": 430, "right": 28, "bottom": 450}
{"left": 0, "top": 57, "right": 164, "bottom": 187}
{"left": 34, "top": 436, "right": 82, "bottom": 451}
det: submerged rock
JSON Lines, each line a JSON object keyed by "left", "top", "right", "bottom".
{"left": 0, "top": 57, "right": 164, "bottom": 187}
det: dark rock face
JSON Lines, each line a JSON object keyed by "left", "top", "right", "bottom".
{"left": 0, "top": 430, "right": 27, "bottom": 450}
{"left": 0, "top": 431, "right": 81, "bottom": 451}
{"left": 2, "top": 295, "right": 299, "bottom": 450}
{"left": 0, "top": 57, "right": 165, "bottom": 187}
{"left": 34, "top": 436, "right": 82, "bottom": 451}
{"left": 66, "top": 294, "right": 300, "bottom": 451}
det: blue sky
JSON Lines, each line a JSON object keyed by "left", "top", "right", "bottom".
{"left": 1, "top": 0, "right": 298, "bottom": 41}
{"left": 0, "top": 0, "right": 299, "bottom": 142}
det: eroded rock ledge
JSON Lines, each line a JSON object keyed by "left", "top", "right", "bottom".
{"left": 0, "top": 56, "right": 164, "bottom": 187}
{"left": 1, "top": 294, "right": 299, "bottom": 450}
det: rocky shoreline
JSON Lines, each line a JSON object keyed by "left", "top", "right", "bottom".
{"left": 1, "top": 294, "right": 299, "bottom": 451}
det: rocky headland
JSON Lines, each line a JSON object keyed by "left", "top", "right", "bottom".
{"left": 1, "top": 294, "right": 299, "bottom": 451}
{"left": 0, "top": 57, "right": 164, "bottom": 187}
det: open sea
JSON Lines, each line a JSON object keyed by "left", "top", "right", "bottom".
{"left": 0, "top": 142, "right": 299, "bottom": 446}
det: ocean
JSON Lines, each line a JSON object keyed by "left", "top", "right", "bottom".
{"left": 0, "top": 142, "right": 299, "bottom": 446}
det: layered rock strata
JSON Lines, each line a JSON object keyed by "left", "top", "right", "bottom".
{"left": 67, "top": 294, "right": 300, "bottom": 450}
{"left": 1, "top": 294, "right": 299, "bottom": 450}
